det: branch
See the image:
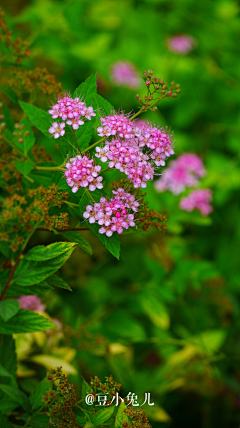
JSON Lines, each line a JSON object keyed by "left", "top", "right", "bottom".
{"left": 0, "top": 250, "right": 23, "bottom": 301}
{"left": 37, "top": 228, "right": 91, "bottom": 232}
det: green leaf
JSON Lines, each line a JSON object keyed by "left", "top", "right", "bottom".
{"left": 0, "top": 300, "right": 20, "bottom": 322}
{"left": 21, "top": 413, "right": 50, "bottom": 428}
{"left": 30, "top": 378, "right": 50, "bottom": 411}
{"left": 0, "top": 310, "right": 57, "bottom": 334}
{"left": 14, "top": 118, "right": 36, "bottom": 153}
{"left": 76, "top": 415, "right": 87, "bottom": 425}
{"left": 14, "top": 244, "right": 77, "bottom": 286}
{"left": 25, "top": 242, "right": 77, "bottom": 262}
{"left": 91, "top": 406, "right": 115, "bottom": 426}
{"left": 15, "top": 160, "right": 34, "bottom": 176}
{"left": 0, "top": 364, "right": 12, "bottom": 378}
{"left": 75, "top": 120, "right": 94, "bottom": 150}
{"left": 46, "top": 274, "right": 72, "bottom": 291}
{"left": 93, "top": 94, "right": 114, "bottom": 126}
{"left": 0, "top": 412, "right": 13, "bottom": 428}
{"left": 0, "top": 335, "right": 17, "bottom": 380}
{"left": 19, "top": 101, "right": 51, "bottom": 138}
{"left": 3, "top": 282, "right": 53, "bottom": 297}
{"left": 140, "top": 294, "right": 170, "bottom": 330}
{"left": 0, "top": 85, "right": 18, "bottom": 104}
{"left": 80, "top": 192, "right": 120, "bottom": 259}
{"left": 0, "top": 384, "right": 30, "bottom": 412}
{"left": 81, "top": 377, "right": 93, "bottom": 410}
{"left": 73, "top": 72, "right": 97, "bottom": 105}
{"left": 61, "top": 231, "right": 93, "bottom": 255}
{"left": 115, "top": 402, "right": 128, "bottom": 428}
{"left": 3, "top": 105, "right": 14, "bottom": 132}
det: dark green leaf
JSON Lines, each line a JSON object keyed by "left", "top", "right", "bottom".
{"left": 0, "top": 384, "right": 30, "bottom": 412}
{"left": 73, "top": 72, "right": 97, "bottom": 106}
{"left": 18, "top": 101, "right": 51, "bottom": 138}
{"left": 0, "top": 364, "right": 12, "bottom": 378}
{"left": 0, "top": 86, "right": 18, "bottom": 104}
{"left": 30, "top": 378, "right": 50, "bottom": 411}
{"left": 0, "top": 300, "right": 20, "bottom": 322}
{"left": 3, "top": 105, "right": 14, "bottom": 132}
{"left": 91, "top": 406, "right": 115, "bottom": 425}
{"left": 75, "top": 120, "right": 94, "bottom": 150}
{"left": 61, "top": 231, "right": 93, "bottom": 255}
{"left": 14, "top": 118, "right": 36, "bottom": 153}
{"left": 3, "top": 282, "right": 53, "bottom": 297}
{"left": 0, "top": 412, "right": 13, "bottom": 428}
{"left": 0, "top": 310, "right": 57, "bottom": 334}
{"left": 15, "top": 160, "right": 34, "bottom": 176}
{"left": 46, "top": 274, "right": 72, "bottom": 291}
{"left": 0, "top": 335, "right": 17, "bottom": 380}
{"left": 81, "top": 377, "right": 93, "bottom": 410}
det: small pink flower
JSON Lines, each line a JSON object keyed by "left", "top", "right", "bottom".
{"left": 110, "top": 61, "right": 141, "bottom": 89}
{"left": 64, "top": 154, "right": 103, "bottom": 194}
{"left": 167, "top": 34, "right": 196, "bottom": 55}
{"left": 146, "top": 81, "right": 151, "bottom": 86}
{"left": 48, "top": 122, "right": 65, "bottom": 139}
{"left": 180, "top": 189, "right": 213, "bottom": 216}
{"left": 18, "top": 296, "right": 45, "bottom": 311}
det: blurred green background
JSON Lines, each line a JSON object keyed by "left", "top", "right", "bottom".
{"left": 2, "top": 0, "right": 240, "bottom": 427}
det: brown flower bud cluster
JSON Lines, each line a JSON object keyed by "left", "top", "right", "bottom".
{"left": 136, "top": 69, "right": 181, "bottom": 111}
{"left": 90, "top": 374, "right": 122, "bottom": 405}
{"left": 0, "top": 147, "right": 22, "bottom": 189}
{"left": 0, "top": 184, "right": 70, "bottom": 253}
{"left": 45, "top": 367, "right": 79, "bottom": 428}
{"left": 0, "top": 7, "right": 31, "bottom": 64}
{"left": 112, "top": 179, "right": 167, "bottom": 232}
{"left": 123, "top": 407, "right": 152, "bottom": 428}
{"left": 12, "top": 122, "right": 30, "bottom": 144}
{"left": 8, "top": 67, "right": 63, "bottom": 100}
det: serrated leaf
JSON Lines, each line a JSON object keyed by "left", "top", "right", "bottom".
{"left": 0, "top": 299, "right": 20, "bottom": 322}
{"left": 61, "top": 231, "right": 93, "bottom": 255}
{"left": 30, "top": 378, "right": 50, "bottom": 411}
{"left": 115, "top": 401, "right": 128, "bottom": 428}
{"left": 25, "top": 242, "right": 76, "bottom": 261}
{"left": 0, "top": 85, "right": 18, "bottom": 104}
{"left": 3, "top": 282, "right": 53, "bottom": 297}
{"left": 14, "top": 118, "right": 36, "bottom": 153}
{"left": 19, "top": 101, "right": 51, "bottom": 138}
{"left": 0, "top": 335, "right": 17, "bottom": 379}
{"left": 75, "top": 120, "right": 94, "bottom": 150}
{"left": 76, "top": 415, "right": 87, "bottom": 425}
{"left": 0, "top": 412, "right": 13, "bottom": 428}
{"left": 0, "top": 310, "right": 56, "bottom": 334}
{"left": 81, "top": 378, "right": 93, "bottom": 410}
{"left": 14, "top": 244, "right": 77, "bottom": 286}
{"left": 21, "top": 413, "right": 50, "bottom": 428}
{"left": 91, "top": 405, "right": 115, "bottom": 426}
{"left": 45, "top": 274, "right": 72, "bottom": 291}
{"left": 73, "top": 73, "right": 97, "bottom": 105}
{"left": 93, "top": 94, "right": 114, "bottom": 127}
{"left": 15, "top": 160, "right": 34, "bottom": 176}
{"left": 0, "top": 384, "right": 30, "bottom": 412}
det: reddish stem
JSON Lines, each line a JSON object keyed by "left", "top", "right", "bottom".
{"left": 0, "top": 250, "right": 23, "bottom": 301}
{"left": 37, "top": 228, "right": 91, "bottom": 232}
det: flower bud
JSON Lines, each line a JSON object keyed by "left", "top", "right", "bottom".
{"left": 152, "top": 106, "right": 158, "bottom": 111}
{"left": 14, "top": 123, "right": 20, "bottom": 129}
{"left": 176, "top": 89, "right": 181, "bottom": 94}
{"left": 24, "top": 130, "right": 30, "bottom": 136}
{"left": 0, "top": 102, "right": 3, "bottom": 108}
{"left": 13, "top": 132, "right": 18, "bottom": 137}
{"left": 135, "top": 94, "right": 140, "bottom": 99}
{"left": 0, "top": 115, "right": 3, "bottom": 120}
{"left": 18, "top": 138, "right": 24, "bottom": 144}
{"left": 166, "top": 91, "right": 172, "bottom": 97}
{"left": 175, "top": 84, "right": 180, "bottom": 88}
{"left": 154, "top": 85, "right": 159, "bottom": 90}
{"left": 148, "top": 69, "right": 154, "bottom": 75}
{"left": 142, "top": 106, "right": 146, "bottom": 111}
{"left": 172, "top": 93, "right": 177, "bottom": 98}
{"left": 171, "top": 81, "right": 175, "bottom": 86}
{"left": 162, "top": 84, "right": 168, "bottom": 89}
{"left": 146, "top": 81, "right": 151, "bottom": 86}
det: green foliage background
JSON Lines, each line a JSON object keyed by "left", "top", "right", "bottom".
{"left": 1, "top": 0, "right": 240, "bottom": 427}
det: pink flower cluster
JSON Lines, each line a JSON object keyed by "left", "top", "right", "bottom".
{"left": 48, "top": 95, "right": 96, "bottom": 139}
{"left": 64, "top": 154, "right": 103, "bottom": 193}
{"left": 154, "top": 153, "right": 206, "bottom": 195}
{"left": 83, "top": 188, "right": 139, "bottom": 236}
{"left": 180, "top": 189, "right": 213, "bottom": 216}
{"left": 167, "top": 35, "right": 196, "bottom": 55}
{"left": 110, "top": 61, "right": 141, "bottom": 89}
{"left": 18, "top": 295, "right": 45, "bottom": 311}
{"left": 96, "top": 115, "right": 174, "bottom": 188}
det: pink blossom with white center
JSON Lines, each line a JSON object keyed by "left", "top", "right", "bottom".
{"left": 167, "top": 35, "right": 196, "bottom": 55}
{"left": 83, "top": 189, "right": 139, "bottom": 236}
{"left": 180, "top": 189, "right": 213, "bottom": 216}
{"left": 18, "top": 296, "right": 45, "bottom": 312}
{"left": 48, "top": 122, "right": 65, "bottom": 139}
{"left": 97, "top": 114, "right": 134, "bottom": 139}
{"left": 154, "top": 153, "right": 206, "bottom": 195}
{"left": 48, "top": 94, "right": 96, "bottom": 135}
{"left": 110, "top": 61, "right": 141, "bottom": 89}
{"left": 64, "top": 154, "right": 103, "bottom": 193}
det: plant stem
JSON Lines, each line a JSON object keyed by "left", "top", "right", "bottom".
{"left": 2, "top": 135, "right": 29, "bottom": 159}
{"left": 34, "top": 165, "right": 64, "bottom": 172}
{"left": 22, "top": 403, "right": 46, "bottom": 428}
{"left": 64, "top": 200, "right": 79, "bottom": 208}
{"left": 73, "top": 129, "right": 80, "bottom": 151}
{"left": 81, "top": 137, "right": 104, "bottom": 154}
{"left": 37, "top": 228, "right": 90, "bottom": 232}
{"left": 101, "top": 167, "right": 113, "bottom": 173}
